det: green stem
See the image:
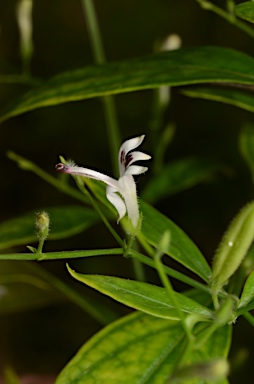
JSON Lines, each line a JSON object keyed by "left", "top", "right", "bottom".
{"left": 0, "top": 246, "right": 210, "bottom": 294}
{"left": 226, "top": 0, "right": 235, "bottom": 14}
{"left": 7, "top": 151, "right": 89, "bottom": 205}
{"left": 196, "top": 0, "right": 254, "bottom": 38}
{"left": 243, "top": 312, "right": 254, "bottom": 327}
{"left": 129, "top": 249, "right": 211, "bottom": 293}
{"left": 80, "top": 0, "right": 120, "bottom": 176}
{"left": 211, "top": 290, "right": 220, "bottom": 310}
{"left": 154, "top": 243, "right": 192, "bottom": 340}
{"left": 75, "top": 178, "right": 124, "bottom": 246}
{"left": 194, "top": 322, "right": 219, "bottom": 350}
{"left": 0, "top": 74, "right": 41, "bottom": 85}
{"left": 36, "top": 237, "right": 45, "bottom": 254}
{"left": 3, "top": 262, "right": 118, "bottom": 324}
{"left": 0, "top": 248, "right": 124, "bottom": 261}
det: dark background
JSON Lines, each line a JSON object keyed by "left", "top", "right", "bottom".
{"left": 0, "top": 0, "right": 253, "bottom": 382}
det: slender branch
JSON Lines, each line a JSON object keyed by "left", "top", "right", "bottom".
{"left": 75, "top": 178, "right": 124, "bottom": 246}
{"left": 80, "top": 0, "right": 121, "bottom": 176}
{"left": 0, "top": 248, "right": 124, "bottom": 261}
{"left": 243, "top": 312, "right": 254, "bottom": 327}
{"left": 154, "top": 236, "right": 193, "bottom": 339}
{"left": 196, "top": 0, "right": 254, "bottom": 38}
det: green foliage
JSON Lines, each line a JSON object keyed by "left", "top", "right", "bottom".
{"left": 238, "top": 270, "right": 254, "bottom": 310}
{"left": 0, "top": 206, "right": 99, "bottom": 250}
{"left": 140, "top": 201, "right": 211, "bottom": 282}
{"left": 235, "top": 2, "right": 254, "bottom": 24}
{"left": 211, "top": 202, "right": 254, "bottom": 297}
{"left": 55, "top": 311, "right": 231, "bottom": 384}
{"left": 142, "top": 157, "right": 219, "bottom": 204}
{"left": 1, "top": 47, "right": 254, "bottom": 122}
{"left": 67, "top": 268, "right": 213, "bottom": 320}
{"left": 1, "top": 1, "right": 254, "bottom": 382}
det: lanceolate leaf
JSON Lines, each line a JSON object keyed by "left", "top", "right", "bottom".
{"left": 139, "top": 201, "right": 211, "bottom": 282}
{"left": 56, "top": 311, "right": 231, "bottom": 384}
{"left": 0, "top": 205, "right": 99, "bottom": 250}
{"left": 67, "top": 268, "right": 213, "bottom": 320}
{"left": 235, "top": 2, "right": 254, "bottom": 24}
{"left": 1, "top": 46, "right": 254, "bottom": 122}
{"left": 237, "top": 270, "right": 254, "bottom": 312}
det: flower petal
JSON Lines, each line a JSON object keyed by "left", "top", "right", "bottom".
{"left": 106, "top": 185, "right": 126, "bottom": 223}
{"left": 127, "top": 151, "right": 151, "bottom": 167}
{"left": 118, "top": 135, "right": 145, "bottom": 176}
{"left": 124, "top": 165, "right": 149, "bottom": 176}
{"left": 118, "top": 175, "right": 140, "bottom": 228}
{"left": 56, "top": 163, "right": 119, "bottom": 189}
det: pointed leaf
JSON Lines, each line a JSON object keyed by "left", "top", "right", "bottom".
{"left": 2, "top": 46, "right": 254, "bottom": 122}
{"left": 56, "top": 311, "right": 231, "bottom": 384}
{"left": 67, "top": 268, "right": 213, "bottom": 320}
{"left": 238, "top": 270, "right": 254, "bottom": 310}
{"left": 140, "top": 201, "right": 211, "bottom": 282}
{"left": 235, "top": 2, "right": 254, "bottom": 24}
{"left": 0, "top": 205, "right": 99, "bottom": 250}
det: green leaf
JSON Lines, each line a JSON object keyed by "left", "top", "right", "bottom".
{"left": 239, "top": 123, "right": 254, "bottom": 181}
{"left": 67, "top": 268, "right": 213, "bottom": 320}
{"left": 0, "top": 205, "right": 99, "bottom": 250}
{"left": 56, "top": 311, "right": 231, "bottom": 384}
{"left": 2, "top": 46, "right": 254, "bottom": 122}
{"left": 139, "top": 201, "right": 211, "bottom": 282}
{"left": 235, "top": 2, "right": 254, "bottom": 24}
{"left": 142, "top": 157, "right": 218, "bottom": 204}
{"left": 182, "top": 85, "right": 254, "bottom": 113}
{"left": 238, "top": 270, "right": 254, "bottom": 310}
{"left": 211, "top": 202, "right": 254, "bottom": 293}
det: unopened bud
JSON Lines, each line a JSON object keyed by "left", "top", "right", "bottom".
{"left": 211, "top": 202, "right": 254, "bottom": 294}
{"left": 36, "top": 211, "right": 50, "bottom": 241}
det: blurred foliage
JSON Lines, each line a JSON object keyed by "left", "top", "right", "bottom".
{"left": 0, "top": 1, "right": 254, "bottom": 383}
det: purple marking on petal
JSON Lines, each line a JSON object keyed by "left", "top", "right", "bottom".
{"left": 125, "top": 153, "right": 133, "bottom": 168}
{"left": 120, "top": 150, "right": 125, "bottom": 164}
{"left": 55, "top": 163, "right": 67, "bottom": 172}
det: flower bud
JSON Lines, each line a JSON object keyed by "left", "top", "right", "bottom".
{"left": 35, "top": 211, "right": 50, "bottom": 241}
{"left": 211, "top": 202, "right": 254, "bottom": 294}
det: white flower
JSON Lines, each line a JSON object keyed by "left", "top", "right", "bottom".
{"left": 56, "top": 135, "right": 151, "bottom": 228}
